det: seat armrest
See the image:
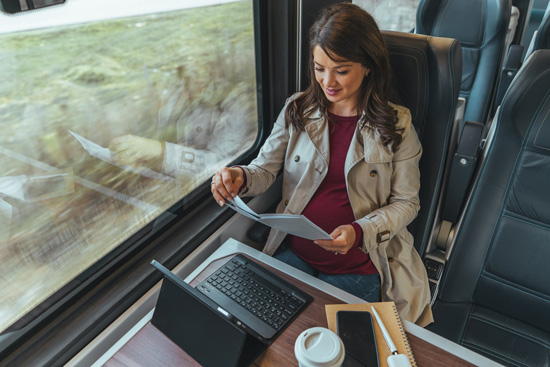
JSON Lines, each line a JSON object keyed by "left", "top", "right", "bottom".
{"left": 246, "top": 199, "right": 279, "bottom": 245}
{"left": 247, "top": 222, "right": 271, "bottom": 245}
{"left": 441, "top": 121, "right": 485, "bottom": 223}
{"left": 493, "top": 44, "right": 524, "bottom": 114}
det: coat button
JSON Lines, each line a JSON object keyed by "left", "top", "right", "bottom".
{"left": 285, "top": 199, "right": 289, "bottom": 205}
{"left": 388, "top": 257, "right": 394, "bottom": 263}
{"left": 294, "top": 155, "right": 300, "bottom": 162}
{"left": 370, "top": 170, "right": 377, "bottom": 177}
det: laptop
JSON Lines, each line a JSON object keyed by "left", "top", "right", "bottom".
{"left": 150, "top": 255, "right": 313, "bottom": 367}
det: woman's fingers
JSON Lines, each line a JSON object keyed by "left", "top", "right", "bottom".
{"left": 211, "top": 172, "right": 228, "bottom": 206}
{"left": 314, "top": 225, "right": 356, "bottom": 254}
{"left": 220, "top": 168, "right": 238, "bottom": 198}
{"left": 211, "top": 167, "right": 241, "bottom": 206}
{"left": 211, "top": 179, "right": 226, "bottom": 206}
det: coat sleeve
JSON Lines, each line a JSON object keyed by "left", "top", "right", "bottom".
{"left": 239, "top": 101, "right": 291, "bottom": 197}
{"left": 355, "top": 108, "right": 422, "bottom": 253}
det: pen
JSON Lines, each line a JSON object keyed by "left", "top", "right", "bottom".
{"left": 371, "top": 306, "right": 398, "bottom": 355}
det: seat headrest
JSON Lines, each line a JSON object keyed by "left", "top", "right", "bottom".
{"left": 416, "top": 0, "right": 511, "bottom": 47}
{"left": 499, "top": 50, "right": 550, "bottom": 151}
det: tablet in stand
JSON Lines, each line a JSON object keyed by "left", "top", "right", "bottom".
{"left": 150, "top": 260, "right": 266, "bottom": 367}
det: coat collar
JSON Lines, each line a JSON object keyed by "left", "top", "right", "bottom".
{"left": 304, "top": 114, "right": 329, "bottom": 163}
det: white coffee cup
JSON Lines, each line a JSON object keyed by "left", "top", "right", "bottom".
{"left": 294, "top": 327, "right": 345, "bottom": 367}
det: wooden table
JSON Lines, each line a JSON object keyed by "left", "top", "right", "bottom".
{"left": 102, "top": 239, "right": 502, "bottom": 367}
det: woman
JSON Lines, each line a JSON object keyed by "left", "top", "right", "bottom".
{"left": 211, "top": 3, "right": 433, "bottom": 326}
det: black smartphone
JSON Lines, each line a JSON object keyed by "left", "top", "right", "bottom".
{"left": 336, "top": 310, "right": 379, "bottom": 367}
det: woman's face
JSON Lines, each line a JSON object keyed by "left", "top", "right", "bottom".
{"left": 313, "top": 46, "right": 369, "bottom": 116}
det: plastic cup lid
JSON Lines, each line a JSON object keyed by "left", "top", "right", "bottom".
{"left": 294, "top": 327, "right": 345, "bottom": 367}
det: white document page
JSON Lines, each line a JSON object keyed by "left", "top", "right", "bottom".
{"left": 229, "top": 196, "right": 261, "bottom": 218}
{"left": 226, "top": 196, "right": 332, "bottom": 241}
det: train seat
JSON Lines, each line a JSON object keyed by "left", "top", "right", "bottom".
{"left": 382, "top": 31, "right": 462, "bottom": 256}
{"left": 526, "top": 1, "right": 550, "bottom": 55}
{"left": 415, "top": 0, "right": 512, "bottom": 126}
{"left": 428, "top": 49, "right": 550, "bottom": 367}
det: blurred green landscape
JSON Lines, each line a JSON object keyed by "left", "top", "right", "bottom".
{"left": 0, "top": 1, "right": 258, "bottom": 333}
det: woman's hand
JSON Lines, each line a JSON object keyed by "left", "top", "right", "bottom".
{"left": 314, "top": 224, "right": 356, "bottom": 255}
{"left": 109, "top": 135, "right": 162, "bottom": 167}
{"left": 211, "top": 167, "right": 244, "bottom": 206}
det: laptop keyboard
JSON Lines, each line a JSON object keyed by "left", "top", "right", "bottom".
{"left": 197, "top": 254, "right": 312, "bottom": 340}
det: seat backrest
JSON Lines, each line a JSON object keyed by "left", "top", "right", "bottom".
{"left": 416, "top": 0, "right": 511, "bottom": 126}
{"left": 532, "top": 1, "right": 550, "bottom": 51}
{"left": 383, "top": 31, "right": 462, "bottom": 256}
{"left": 431, "top": 49, "right": 550, "bottom": 366}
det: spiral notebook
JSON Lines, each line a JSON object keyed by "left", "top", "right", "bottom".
{"left": 325, "top": 302, "right": 416, "bottom": 367}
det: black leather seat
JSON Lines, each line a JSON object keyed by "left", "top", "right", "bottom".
{"left": 428, "top": 49, "right": 550, "bottom": 367}
{"left": 531, "top": 1, "right": 550, "bottom": 52}
{"left": 383, "top": 31, "right": 462, "bottom": 256}
{"left": 415, "top": 0, "right": 512, "bottom": 126}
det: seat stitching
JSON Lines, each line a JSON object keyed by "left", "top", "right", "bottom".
{"left": 459, "top": 303, "right": 475, "bottom": 345}
{"left": 469, "top": 314, "right": 550, "bottom": 347}
{"left": 533, "top": 97, "right": 550, "bottom": 150}
{"left": 526, "top": 91, "right": 550, "bottom": 143}
{"left": 480, "top": 271, "right": 550, "bottom": 303}
{"left": 502, "top": 212, "right": 550, "bottom": 231}
{"left": 461, "top": 341, "right": 528, "bottom": 367}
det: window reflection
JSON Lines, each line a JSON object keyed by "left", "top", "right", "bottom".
{"left": 0, "top": 0, "right": 258, "bottom": 333}
{"left": 353, "top": 0, "right": 418, "bottom": 31}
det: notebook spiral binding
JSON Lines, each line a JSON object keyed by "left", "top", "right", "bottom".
{"left": 393, "top": 304, "right": 417, "bottom": 367}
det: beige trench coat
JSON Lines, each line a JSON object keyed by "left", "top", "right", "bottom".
{"left": 240, "top": 96, "right": 433, "bottom": 327}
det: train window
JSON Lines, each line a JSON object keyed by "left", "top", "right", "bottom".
{"left": 0, "top": 0, "right": 260, "bottom": 336}
{"left": 353, "top": 0, "right": 418, "bottom": 31}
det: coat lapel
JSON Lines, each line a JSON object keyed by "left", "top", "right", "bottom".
{"left": 305, "top": 111, "right": 330, "bottom": 165}
{"left": 345, "top": 121, "right": 393, "bottom": 175}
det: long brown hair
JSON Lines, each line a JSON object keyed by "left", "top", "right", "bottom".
{"left": 285, "top": 3, "right": 402, "bottom": 150}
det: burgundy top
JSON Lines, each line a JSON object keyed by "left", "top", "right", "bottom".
{"left": 289, "top": 113, "right": 378, "bottom": 275}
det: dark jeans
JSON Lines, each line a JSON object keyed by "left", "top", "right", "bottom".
{"left": 273, "top": 242, "right": 381, "bottom": 302}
